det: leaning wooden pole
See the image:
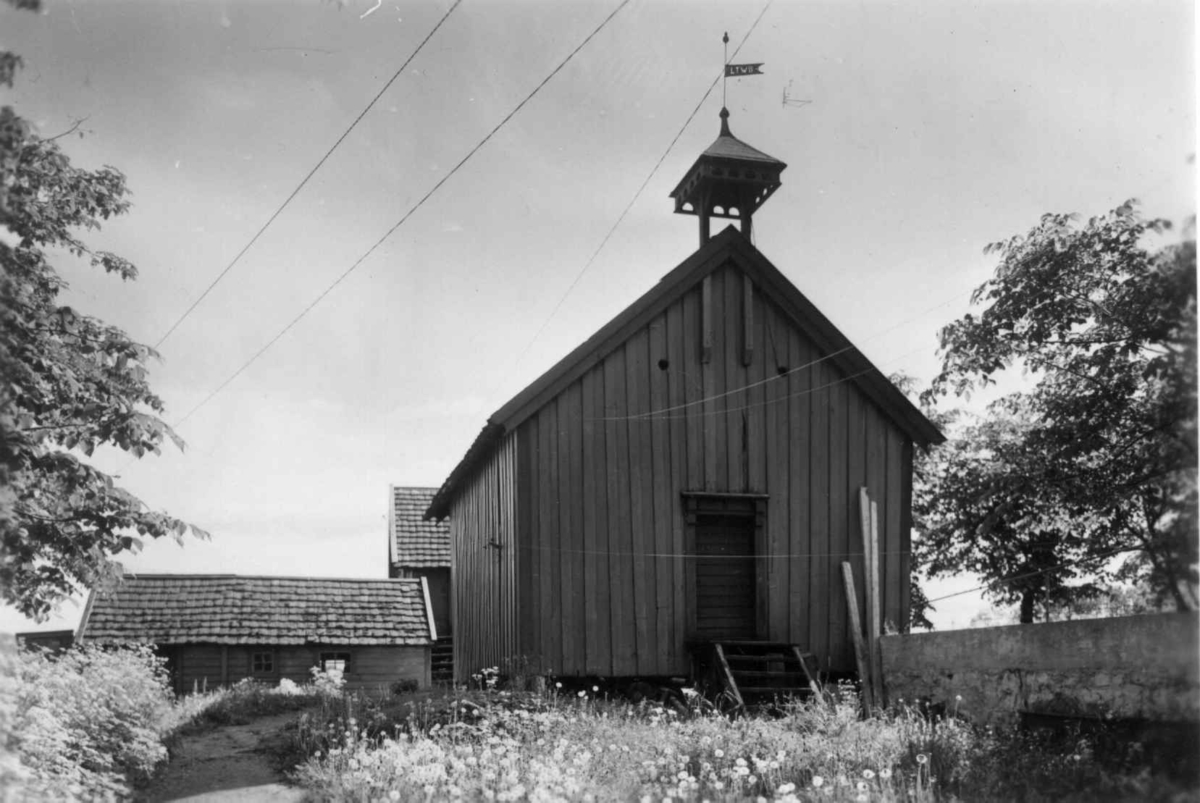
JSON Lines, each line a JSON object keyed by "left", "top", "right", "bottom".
{"left": 869, "top": 499, "right": 885, "bottom": 708}
{"left": 841, "top": 561, "right": 874, "bottom": 713}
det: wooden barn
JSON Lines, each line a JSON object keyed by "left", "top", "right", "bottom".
{"left": 388, "top": 486, "right": 454, "bottom": 682}
{"left": 77, "top": 574, "right": 436, "bottom": 693}
{"left": 425, "top": 108, "right": 943, "bottom": 688}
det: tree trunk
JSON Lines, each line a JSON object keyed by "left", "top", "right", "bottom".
{"left": 1019, "top": 591, "right": 1035, "bottom": 624}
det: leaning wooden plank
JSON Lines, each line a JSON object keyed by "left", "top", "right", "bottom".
{"left": 790, "top": 645, "right": 824, "bottom": 702}
{"left": 713, "top": 643, "right": 745, "bottom": 711}
{"left": 869, "top": 499, "right": 884, "bottom": 708}
{"left": 840, "top": 561, "right": 874, "bottom": 713}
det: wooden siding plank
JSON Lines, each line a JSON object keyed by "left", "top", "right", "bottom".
{"left": 711, "top": 268, "right": 729, "bottom": 491}
{"left": 828, "top": 372, "right": 851, "bottom": 672}
{"left": 724, "top": 268, "right": 747, "bottom": 493}
{"left": 763, "top": 299, "right": 788, "bottom": 642}
{"left": 604, "top": 347, "right": 636, "bottom": 675}
{"left": 885, "top": 427, "right": 904, "bottom": 633}
{"left": 565, "top": 382, "right": 586, "bottom": 674}
{"left": 808, "top": 340, "right": 831, "bottom": 669}
{"left": 682, "top": 285, "right": 705, "bottom": 491}
{"left": 517, "top": 423, "right": 534, "bottom": 658}
{"left": 581, "top": 367, "right": 609, "bottom": 675}
{"left": 787, "top": 327, "right": 812, "bottom": 652}
{"left": 556, "top": 391, "right": 576, "bottom": 674}
{"left": 626, "top": 327, "right": 655, "bottom": 675}
{"left": 649, "top": 314, "right": 674, "bottom": 675}
{"left": 900, "top": 438, "right": 915, "bottom": 633}
{"left": 864, "top": 405, "right": 887, "bottom": 670}
{"left": 540, "top": 406, "right": 562, "bottom": 673}
{"left": 528, "top": 419, "right": 542, "bottom": 671}
{"left": 666, "top": 297, "right": 689, "bottom": 671}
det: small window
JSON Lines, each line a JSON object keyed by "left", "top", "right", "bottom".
{"left": 320, "top": 652, "right": 351, "bottom": 673}
{"left": 251, "top": 651, "right": 275, "bottom": 675}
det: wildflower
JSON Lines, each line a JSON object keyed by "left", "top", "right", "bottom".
{"left": 593, "top": 685, "right": 600, "bottom": 692}
{"left": 423, "top": 785, "right": 435, "bottom": 796}
{"left": 812, "top": 776, "right": 825, "bottom": 788}
{"left": 556, "top": 682, "right": 563, "bottom": 688}
{"left": 879, "top": 768, "right": 893, "bottom": 780}
{"left": 1072, "top": 754, "right": 1081, "bottom": 762}
{"left": 578, "top": 690, "right": 587, "bottom": 698}
{"left": 955, "top": 695, "right": 962, "bottom": 701}
{"left": 735, "top": 757, "right": 747, "bottom": 767}
{"left": 778, "top": 783, "right": 796, "bottom": 795}
{"left": 855, "top": 796, "right": 868, "bottom": 803}
{"left": 714, "top": 749, "right": 725, "bottom": 758}
{"left": 857, "top": 781, "right": 868, "bottom": 791}
{"left": 862, "top": 769, "right": 875, "bottom": 780}
{"left": 388, "top": 791, "right": 401, "bottom": 801}
{"left": 916, "top": 754, "right": 928, "bottom": 765}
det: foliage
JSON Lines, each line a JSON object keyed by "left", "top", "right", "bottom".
{"left": 174, "top": 677, "right": 323, "bottom": 730}
{"left": 0, "top": 16, "right": 208, "bottom": 619}
{"left": 919, "top": 202, "right": 1197, "bottom": 618}
{"left": 5, "top": 643, "right": 174, "bottom": 799}
{"left": 288, "top": 685, "right": 1192, "bottom": 802}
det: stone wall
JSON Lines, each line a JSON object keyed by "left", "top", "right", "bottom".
{"left": 880, "top": 612, "right": 1200, "bottom": 725}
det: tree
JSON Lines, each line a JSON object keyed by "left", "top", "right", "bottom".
{"left": 919, "top": 201, "right": 1197, "bottom": 618}
{"left": 1, "top": 17, "right": 208, "bottom": 620}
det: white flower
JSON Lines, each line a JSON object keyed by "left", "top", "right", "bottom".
{"left": 593, "top": 685, "right": 599, "bottom": 692}
{"left": 389, "top": 791, "right": 401, "bottom": 801}
{"left": 735, "top": 757, "right": 747, "bottom": 767}
{"left": 857, "top": 780, "right": 868, "bottom": 791}
{"left": 879, "top": 768, "right": 893, "bottom": 780}
{"left": 812, "top": 774, "right": 825, "bottom": 787}
{"left": 556, "top": 682, "right": 563, "bottom": 688}
{"left": 916, "top": 754, "right": 928, "bottom": 765}
{"left": 862, "top": 769, "right": 875, "bottom": 780}
{"left": 714, "top": 749, "right": 725, "bottom": 758}
{"left": 777, "top": 782, "right": 796, "bottom": 794}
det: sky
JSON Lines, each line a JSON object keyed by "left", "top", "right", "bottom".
{"left": 2, "top": 0, "right": 1195, "bottom": 635}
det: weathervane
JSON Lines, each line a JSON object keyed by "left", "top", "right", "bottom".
{"left": 722, "top": 31, "right": 764, "bottom": 108}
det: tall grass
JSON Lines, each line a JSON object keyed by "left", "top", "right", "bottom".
{"left": 292, "top": 684, "right": 1195, "bottom": 802}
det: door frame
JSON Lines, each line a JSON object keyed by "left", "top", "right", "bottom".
{"left": 682, "top": 492, "right": 768, "bottom": 641}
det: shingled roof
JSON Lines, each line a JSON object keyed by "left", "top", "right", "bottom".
{"left": 77, "top": 575, "right": 434, "bottom": 646}
{"left": 389, "top": 486, "right": 450, "bottom": 569}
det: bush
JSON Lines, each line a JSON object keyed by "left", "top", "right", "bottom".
{"left": 8, "top": 643, "right": 174, "bottom": 799}
{"left": 390, "top": 678, "right": 419, "bottom": 696}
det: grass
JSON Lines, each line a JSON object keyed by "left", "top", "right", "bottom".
{"left": 284, "top": 682, "right": 1199, "bottom": 801}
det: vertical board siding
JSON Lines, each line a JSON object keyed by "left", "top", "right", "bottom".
{"left": 450, "top": 433, "right": 518, "bottom": 682}
{"left": 504, "top": 263, "right": 913, "bottom": 677}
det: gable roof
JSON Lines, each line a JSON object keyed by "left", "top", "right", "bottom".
{"left": 389, "top": 486, "right": 450, "bottom": 569}
{"left": 427, "top": 226, "right": 944, "bottom": 519}
{"left": 77, "top": 574, "right": 434, "bottom": 646}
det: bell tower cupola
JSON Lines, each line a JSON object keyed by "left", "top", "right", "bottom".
{"left": 669, "top": 107, "right": 787, "bottom": 246}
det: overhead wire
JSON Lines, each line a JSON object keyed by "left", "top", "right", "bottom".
{"left": 152, "top": 0, "right": 463, "bottom": 350}
{"left": 169, "top": 0, "right": 633, "bottom": 431}
{"left": 483, "top": 0, "right": 775, "bottom": 410}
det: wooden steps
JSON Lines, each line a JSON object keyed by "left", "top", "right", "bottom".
{"left": 701, "top": 641, "right": 819, "bottom": 709}
{"left": 431, "top": 637, "right": 454, "bottom": 685}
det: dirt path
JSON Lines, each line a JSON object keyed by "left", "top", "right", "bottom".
{"left": 139, "top": 712, "right": 307, "bottom": 802}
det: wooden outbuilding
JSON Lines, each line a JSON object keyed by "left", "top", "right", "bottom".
{"left": 388, "top": 485, "right": 453, "bottom": 682}
{"left": 77, "top": 574, "right": 436, "bottom": 693}
{"left": 426, "top": 108, "right": 943, "bottom": 687}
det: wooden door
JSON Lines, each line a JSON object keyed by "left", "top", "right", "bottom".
{"left": 694, "top": 514, "right": 758, "bottom": 639}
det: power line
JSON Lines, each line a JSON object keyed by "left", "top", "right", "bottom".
{"left": 151, "top": 0, "right": 463, "bottom": 350}
{"left": 484, "top": 0, "right": 775, "bottom": 410}
{"left": 167, "top": 0, "right": 632, "bottom": 430}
